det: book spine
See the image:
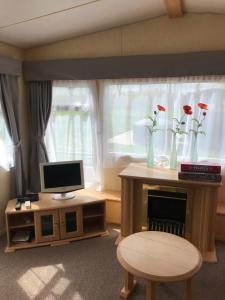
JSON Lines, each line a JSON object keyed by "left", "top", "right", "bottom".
{"left": 178, "top": 172, "right": 222, "bottom": 182}
{"left": 180, "top": 164, "right": 221, "bottom": 174}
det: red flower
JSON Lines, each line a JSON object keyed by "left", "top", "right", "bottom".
{"left": 197, "top": 102, "right": 208, "bottom": 110}
{"left": 157, "top": 104, "right": 166, "bottom": 111}
{"left": 185, "top": 110, "right": 193, "bottom": 115}
{"left": 183, "top": 105, "right": 192, "bottom": 115}
{"left": 183, "top": 105, "right": 192, "bottom": 112}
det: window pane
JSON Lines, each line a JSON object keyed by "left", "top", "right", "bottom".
{"left": 45, "top": 81, "right": 96, "bottom": 185}
{"left": 0, "top": 105, "right": 13, "bottom": 169}
{"left": 101, "top": 79, "right": 225, "bottom": 167}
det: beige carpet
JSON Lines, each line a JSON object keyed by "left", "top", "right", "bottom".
{"left": 0, "top": 226, "right": 225, "bottom": 300}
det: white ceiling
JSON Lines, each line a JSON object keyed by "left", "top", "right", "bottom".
{"left": 0, "top": 0, "right": 225, "bottom": 49}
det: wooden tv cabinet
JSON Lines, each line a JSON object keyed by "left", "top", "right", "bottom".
{"left": 5, "top": 189, "right": 108, "bottom": 252}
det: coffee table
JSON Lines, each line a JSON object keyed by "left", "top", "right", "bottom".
{"left": 117, "top": 231, "right": 202, "bottom": 300}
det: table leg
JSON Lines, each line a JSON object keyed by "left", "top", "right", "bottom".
{"left": 185, "top": 278, "right": 192, "bottom": 300}
{"left": 146, "top": 281, "right": 155, "bottom": 300}
{"left": 120, "top": 271, "right": 136, "bottom": 298}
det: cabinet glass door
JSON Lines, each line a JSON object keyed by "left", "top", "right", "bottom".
{"left": 36, "top": 210, "right": 59, "bottom": 243}
{"left": 65, "top": 211, "right": 77, "bottom": 232}
{"left": 41, "top": 215, "right": 54, "bottom": 236}
{"left": 60, "top": 207, "right": 83, "bottom": 239}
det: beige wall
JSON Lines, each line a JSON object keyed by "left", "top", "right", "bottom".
{"left": 0, "top": 42, "right": 24, "bottom": 60}
{"left": 0, "top": 42, "right": 25, "bottom": 234}
{"left": 25, "top": 14, "right": 225, "bottom": 60}
{"left": 24, "top": 13, "right": 225, "bottom": 191}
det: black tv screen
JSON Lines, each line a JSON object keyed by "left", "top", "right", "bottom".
{"left": 43, "top": 163, "right": 82, "bottom": 188}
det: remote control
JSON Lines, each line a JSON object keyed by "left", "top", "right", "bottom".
{"left": 15, "top": 200, "right": 21, "bottom": 210}
{"left": 25, "top": 201, "right": 31, "bottom": 209}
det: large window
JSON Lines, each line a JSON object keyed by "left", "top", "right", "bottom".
{"left": 0, "top": 104, "right": 13, "bottom": 170}
{"left": 100, "top": 78, "right": 225, "bottom": 167}
{"left": 45, "top": 81, "right": 99, "bottom": 186}
{"left": 45, "top": 78, "right": 225, "bottom": 181}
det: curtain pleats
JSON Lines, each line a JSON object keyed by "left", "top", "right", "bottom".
{"left": 28, "top": 81, "right": 52, "bottom": 192}
{"left": 0, "top": 74, "right": 26, "bottom": 196}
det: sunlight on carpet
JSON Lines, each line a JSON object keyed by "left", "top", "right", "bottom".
{"left": 17, "top": 264, "right": 73, "bottom": 299}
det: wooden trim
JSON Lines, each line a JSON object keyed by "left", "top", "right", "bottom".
{"left": 164, "top": 0, "right": 183, "bottom": 18}
{"left": 146, "top": 281, "right": 156, "bottom": 300}
{"left": 5, "top": 230, "right": 108, "bottom": 252}
{"left": 5, "top": 215, "right": 10, "bottom": 247}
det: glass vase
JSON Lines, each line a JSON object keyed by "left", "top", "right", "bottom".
{"left": 147, "top": 132, "right": 154, "bottom": 168}
{"left": 191, "top": 132, "right": 198, "bottom": 163}
{"left": 170, "top": 133, "right": 177, "bottom": 170}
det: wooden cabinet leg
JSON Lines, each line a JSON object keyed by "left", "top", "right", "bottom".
{"left": 146, "top": 281, "right": 155, "bottom": 300}
{"left": 120, "top": 271, "right": 136, "bottom": 298}
{"left": 185, "top": 278, "right": 192, "bottom": 300}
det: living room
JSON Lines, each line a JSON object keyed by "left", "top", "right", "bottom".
{"left": 0, "top": 1, "right": 225, "bottom": 299}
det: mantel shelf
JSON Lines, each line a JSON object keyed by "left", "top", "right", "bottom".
{"left": 119, "top": 163, "right": 222, "bottom": 187}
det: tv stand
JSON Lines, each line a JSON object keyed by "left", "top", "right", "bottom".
{"left": 5, "top": 189, "right": 108, "bottom": 252}
{"left": 52, "top": 192, "right": 75, "bottom": 200}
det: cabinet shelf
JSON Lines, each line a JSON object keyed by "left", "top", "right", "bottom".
{"left": 10, "top": 238, "right": 35, "bottom": 246}
{"left": 8, "top": 212, "right": 34, "bottom": 229}
{"left": 9, "top": 223, "right": 35, "bottom": 229}
{"left": 83, "top": 216, "right": 105, "bottom": 235}
{"left": 83, "top": 203, "right": 104, "bottom": 217}
{"left": 83, "top": 213, "right": 104, "bottom": 219}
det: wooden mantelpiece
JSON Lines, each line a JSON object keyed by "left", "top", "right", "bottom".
{"left": 119, "top": 163, "right": 222, "bottom": 263}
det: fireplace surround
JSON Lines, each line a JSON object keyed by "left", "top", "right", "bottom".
{"left": 118, "top": 163, "right": 222, "bottom": 262}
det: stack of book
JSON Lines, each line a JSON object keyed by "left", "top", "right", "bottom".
{"left": 178, "top": 162, "right": 222, "bottom": 183}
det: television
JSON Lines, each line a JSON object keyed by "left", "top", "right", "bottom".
{"left": 40, "top": 160, "right": 84, "bottom": 200}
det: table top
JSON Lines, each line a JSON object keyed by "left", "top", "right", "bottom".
{"left": 117, "top": 231, "right": 202, "bottom": 282}
{"left": 5, "top": 188, "right": 120, "bottom": 214}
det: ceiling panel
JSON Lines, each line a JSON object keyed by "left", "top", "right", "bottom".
{"left": 184, "top": 0, "right": 225, "bottom": 13}
{"left": 1, "top": 0, "right": 225, "bottom": 49}
{"left": 0, "top": 0, "right": 91, "bottom": 27}
{"left": 0, "top": 0, "right": 165, "bottom": 48}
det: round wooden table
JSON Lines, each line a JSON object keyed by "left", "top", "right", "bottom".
{"left": 117, "top": 231, "right": 202, "bottom": 300}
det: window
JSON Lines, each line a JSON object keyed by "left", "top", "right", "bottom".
{"left": 100, "top": 78, "right": 225, "bottom": 167}
{"left": 0, "top": 104, "right": 13, "bottom": 170}
{"left": 45, "top": 81, "right": 99, "bottom": 186}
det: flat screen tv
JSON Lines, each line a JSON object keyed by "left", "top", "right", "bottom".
{"left": 40, "top": 160, "right": 84, "bottom": 200}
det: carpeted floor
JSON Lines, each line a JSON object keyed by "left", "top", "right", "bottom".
{"left": 0, "top": 226, "right": 225, "bottom": 300}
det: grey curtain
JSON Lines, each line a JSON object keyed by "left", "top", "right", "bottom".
{"left": 0, "top": 74, "right": 25, "bottom": 196}
{"left": 28, "top": 81, "right": 52, "bottom": 192}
